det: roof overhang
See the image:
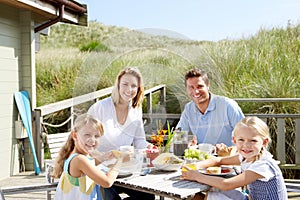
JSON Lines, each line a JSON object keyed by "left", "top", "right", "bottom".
{"left": 0, "top": 0, "right": 88, "bottom": 30}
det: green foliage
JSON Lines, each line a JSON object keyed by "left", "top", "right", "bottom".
{"left": 40, "top": 21, "right": 124, "bottom": 48}
{"left": 37, "top": 21, "right": 299, "bottom": 111}
{"left": 79, "top": 41, "right": 111, "bottom": 52}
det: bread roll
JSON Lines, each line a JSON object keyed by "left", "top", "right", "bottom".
{"left": 206, "top": 166, "right": 221, "bottom": 174}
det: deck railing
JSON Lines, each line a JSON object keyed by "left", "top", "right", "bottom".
{"left": 34, "top": 85, "right": 300, "bottom": 171}
{"left": 34, "top": 85, "right": 166, "bottom": 169}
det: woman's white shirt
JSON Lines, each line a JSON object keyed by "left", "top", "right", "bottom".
{"left": 87, "top": 97, "right": 149, "bottom": 152}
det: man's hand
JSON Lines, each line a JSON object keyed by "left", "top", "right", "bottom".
{"left": 215, "top": 143, "right": 237, "bottom": 157}
{"left": 188, "top": 135, "right": 197, "bottom": 148}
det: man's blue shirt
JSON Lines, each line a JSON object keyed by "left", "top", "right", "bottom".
{"left": 176, "top": 94, "right": 244, "bottom": 146}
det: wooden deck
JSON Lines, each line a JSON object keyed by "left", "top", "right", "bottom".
{"left": 0, "top": 171, "right": 55, "bottom": 200}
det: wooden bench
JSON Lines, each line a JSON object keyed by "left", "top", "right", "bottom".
{"left": 45, "top": 132, "right": 70, "bottom": 183}
{"left": 285, "top": 179, "right": 300, "bottom": 191}
{"left": 46, "top": 132, "right": 70, "bottom": 160}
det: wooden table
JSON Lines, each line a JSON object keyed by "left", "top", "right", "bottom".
{"left": 114, "top": 169, "right": 210, "bottom": 200}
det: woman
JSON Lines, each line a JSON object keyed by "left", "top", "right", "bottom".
{"left": 88, "top": 67, "right": 155, "bottom": 200}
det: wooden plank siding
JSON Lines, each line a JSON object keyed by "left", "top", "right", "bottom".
{"left": 0, "top": 0, "right": 88, "bottom": 180}
{"left": 0, "top": 3, "right": 22, "bottom": 179}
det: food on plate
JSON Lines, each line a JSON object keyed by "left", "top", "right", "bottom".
{"left": 206, "top": 166, "right": 221, "bottom": 174}
{"left": 152, "top": 153, "right": 184, "bottom": 171}
{"left": 221, "top": 167, "right": 231, "bottom": 174}
{"left": 184, "top": 149, "right": 212, "bottom": 160}
{"left": 163, "top": 155, "right": 183, "bottom": 164}
{"left": 155, "top": 153, "right": 184, "bottom": 165}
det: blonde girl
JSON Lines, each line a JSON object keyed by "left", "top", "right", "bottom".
{"left": 182, "top": 116, "right": 287, "bottom": 200}
{"left": 52, "top": 114, "right": 125, "bottom": 200}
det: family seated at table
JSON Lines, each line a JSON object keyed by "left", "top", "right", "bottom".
{"left": 51, "top": 67, "right": 287, "bottom": 200}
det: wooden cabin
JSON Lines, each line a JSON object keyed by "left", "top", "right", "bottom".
{"left": 0, "top": 0, "right": 87, "bottom": 180}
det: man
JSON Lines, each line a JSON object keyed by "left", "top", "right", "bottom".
{"left": 176, "top": 68, "right": 244, "bottom": 153}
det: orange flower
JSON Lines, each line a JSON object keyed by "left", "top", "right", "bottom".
{"left": 157, "top": 129, "right": 168, "bottom": 135}
{"left": 149, "top": 121, "right": 175, "bottom": 152}
{"left": 151, "top": 134, "right": 164, "bottom": 146}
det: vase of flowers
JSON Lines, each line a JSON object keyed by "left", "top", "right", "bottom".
{"left": 150, "top": 121, "right": 176, "bottom": 153}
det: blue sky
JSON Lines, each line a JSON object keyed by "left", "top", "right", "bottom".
{"left": 80, "top": 0, "right": 300, "bottom": 41}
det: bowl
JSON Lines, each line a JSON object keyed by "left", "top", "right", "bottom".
{"left": 152, "top": 153, "right": 184, "bottom": 171}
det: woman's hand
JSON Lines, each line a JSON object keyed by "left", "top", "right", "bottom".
{"left": 147, "top": 143, "right": 159, "bottom": 149}
{"left": 119, "top": 152, "right": 130, "bottom": 162}
{"left": 111, "top": 150, "right": 130, "bottom": 162}
{"left": 89, "top": 150, "right": 114, "bottom": 163}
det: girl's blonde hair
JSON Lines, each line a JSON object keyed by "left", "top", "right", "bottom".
{"left": 51, "top": 114, "right": 104, "bottom": 178}
{"left": 111, "top": 67, "right": 144, "bottom": 108}
{"left": 233, "top": 116, "right": 271, "bottom": 160}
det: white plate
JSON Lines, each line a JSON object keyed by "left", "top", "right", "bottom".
{"left": 198, "top": 167, "right": 234, "bottom": 177}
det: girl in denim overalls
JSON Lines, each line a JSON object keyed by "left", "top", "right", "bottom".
{"left": 182, "top": 116, "right": 287, "bottom": 200}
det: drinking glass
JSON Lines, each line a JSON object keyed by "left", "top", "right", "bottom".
{"left": 173, "top": 130, "right": 188, "bottom": 156}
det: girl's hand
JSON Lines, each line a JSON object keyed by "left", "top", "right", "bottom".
{"left": 181, "top": 166, "right": 199, "bottom": 181}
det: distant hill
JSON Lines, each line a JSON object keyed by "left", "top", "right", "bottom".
{"left": 40, "top": 21, "right": 205, "bottom": 49}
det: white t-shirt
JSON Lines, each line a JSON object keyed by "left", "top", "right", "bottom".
{"left": 88, "top": 97, "right": 149, "bottom": 152}
{"left": 239, "top": 151, "right": 277, "bottom": 181}
{"left": 239, "top": 151, "right": 288, "bottom": 199}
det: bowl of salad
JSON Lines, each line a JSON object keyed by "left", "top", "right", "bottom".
{"left": 183, "top": 148, "right": 212, "bottom": 163}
